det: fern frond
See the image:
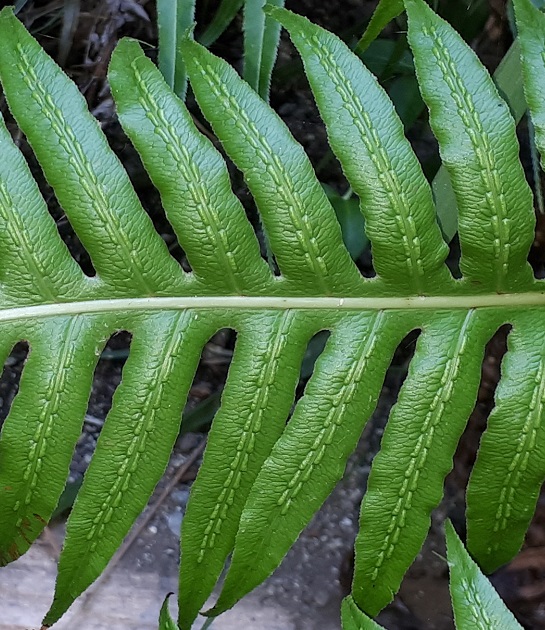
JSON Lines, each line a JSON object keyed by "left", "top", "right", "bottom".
{"left": 0, "top": 0, "right": 544, "bottom": 627}
{"left": 465, "top": 0, "right": 545, "bottom": 574}
{"left": 109, "top": 38, "right": 272, "bottom": 295}
{"left": 341, "top": 522, "right": 524, "bottom": 630}
{"left": 406, "top": 0, "right": 534, "bottom": 293}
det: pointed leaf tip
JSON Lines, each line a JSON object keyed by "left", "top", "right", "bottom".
{"left": 263, "top": 4, "right": 307, "bottom": 30}
{"left": 159, "top": 594, "right": 178, "bottom": 630}
{"left": 262, "top": 3, "right": 286, "bottom": 19}
{"left": 445, "top": 520, "right": 523, "bottom": 629}
{"left": 110, "top": 37, "right": 145, "bottom": 74}
{"left": 355, "top": 0, "right": 404, "bottom": 54}
{"left": 341, "top": 596, "right": 385, "bottom": 630}
{"left": 0, "top": 6, "right": 15, "bottom": 19}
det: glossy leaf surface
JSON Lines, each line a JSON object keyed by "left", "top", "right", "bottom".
{"left": 341, "top": 596, "right": 384, "bottom": 630}
{"left": 0, "top": 3, "right": 544, "bottom": 629}
{"left": 446, "top": 522, "right": 523, "bottom": 629}
{"left": 158, "top": 594, "right": 178, "bottom": 630}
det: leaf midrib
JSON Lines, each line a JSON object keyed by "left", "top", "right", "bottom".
{"left": 0, "top": 292, "right": 544, "bottom": 323}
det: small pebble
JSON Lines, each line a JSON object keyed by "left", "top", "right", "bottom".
{"left": 313, "top": 589, "right": 329, "bottom": 607}
{"left": 167, "top": 511, "right": 183, "bottom": 536}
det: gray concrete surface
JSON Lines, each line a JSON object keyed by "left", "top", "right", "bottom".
{"left": 0, "top": 543, "right": 297, "bottom": 630}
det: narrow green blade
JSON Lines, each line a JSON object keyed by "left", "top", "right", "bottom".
{"left": 243, "top": 0, "right": 284, "bottom": 100}
{"left": 159, "top": 594, "right": 178, "bottom": 630}
{"left": 200, "top": 0, "right": 244, "bottom": 47}
{"left": 270, "top": 7, "right": 452, "bottom": 296}
{"left": 467, "top": 312, "right": 545, "bottom": 572}
{"left": 0, "top": 8, "right": 186, "bottom": 296}
{"left": 182, "top": 38, "right": 363, "bottom": 295}
{"left": 157, "top": 0, "right": 195, "bottom": 99}
{"left": 178, "top": 311, "right": 315, "bottom": 630}
{"left": 514, "top": 0, "right": 545, "bottom": 165}
{"left": 109, "top": 39, "right": 272, "bottom": 296}
{"left": 446, "top": 521, "right": 523, "bottom": 630}
{"left": 44, "top": 313, "right": 213, "bottom": 625}
{"left": 354, "top": 310, "right": 496, "bottom": 615}
{"left": 210, "top": 311, "right": 409, "bottom": 615}
{"left": 0, "top": 317, "right": 110, "bottom": 565}
{"left": 355, "top": 0, "right": 404, "bottom": 55}
{"left": 406, "top": 0, "right": 535, "bottom": 293}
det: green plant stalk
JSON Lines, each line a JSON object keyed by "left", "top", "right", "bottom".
{"left": 157, "top": 0, "right": 195, "bottom": 99}
{"left": 199, "top": 0, "right": 244, "bottom": 46}
{"left": 243, "top": 0, "right": 284, "bottom": 100}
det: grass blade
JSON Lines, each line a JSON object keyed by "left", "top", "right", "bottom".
{"left": 355, "top": 0, "right": 404, "bottom": 55}
{"left": 243, "top": 0, "right": 284, "bottom": 100}
{"left": 157, "top": 0, "right": 195, "bottom": 99}
{"left": 200, "top": 0, "right": 244, "bottom": 47}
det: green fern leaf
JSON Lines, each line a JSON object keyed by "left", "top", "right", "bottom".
{"left": 341, "top": 524, "right": 524, "bottom": 630}
{"left": 0, "top": 1, "right": 544, "bottom": 628}
{"left": 405, "top": 0, "right": 535, "bottom": 293}
{"left": 108, "top": 38, "right": 272, "bottom": 295}
{"left": 341, "top": 596, "right": 384, "bottom": 630}
{"left": 209, "top": 312, "right": 407, "bottom": 618}
{"left": 446, "top": 521, "right": 523, "bottom": 629}
{"left": 466, "top": 0, "right": 545, "bottom": 574}
{"left": 266, "top": 9, "right": 452, "bottom": 294}
{"left": 158, "top": 594, "right": 178, "bottom": 630}
{"left": 0, "top": 11, "right": 186, "bottom": 297}
{"left": 179, "top": 36, "right": 364, "bottom": 295}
